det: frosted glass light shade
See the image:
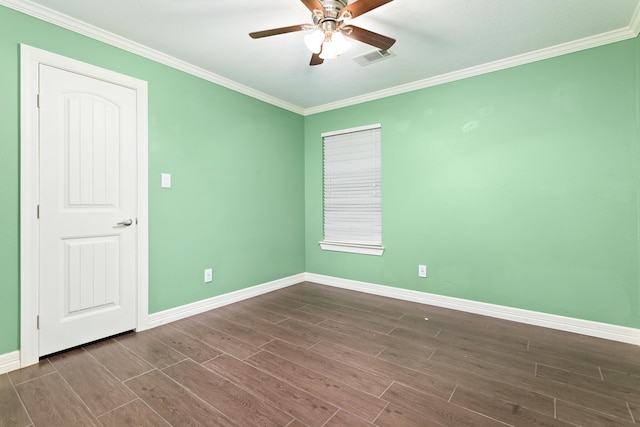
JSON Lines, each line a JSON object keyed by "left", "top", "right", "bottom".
{"left": 304, "top": 30, "right": 324, "bottom": 54}
{"left": 319, "top": 40, "right": 337, "bottom": 59}
{"left": 332, "top": 31, "right": 351, "bottom": 55}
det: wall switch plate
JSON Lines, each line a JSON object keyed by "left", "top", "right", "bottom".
{"left": 161, "top": 173, "right": 171, "bottom": 188}
{"left": 418, "top": 265, "right": 427, "bottom": 278}
{"left": 204, "top": 268, "right": 213, "bottom": 283}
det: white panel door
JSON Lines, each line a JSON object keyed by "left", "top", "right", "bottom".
{"left": 38, "top": 64, "right": 138, "bottom": 356}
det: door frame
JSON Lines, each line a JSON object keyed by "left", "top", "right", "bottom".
{"left": 20, "top": 44, "right": 149, "bottom": 367}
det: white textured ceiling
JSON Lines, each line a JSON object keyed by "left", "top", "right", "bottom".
{"left": 7, "top": 0, "right": 640, "bottom": 113}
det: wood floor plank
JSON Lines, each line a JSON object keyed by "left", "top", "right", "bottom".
{"left": 336, "top": 305, "right": 414, "bottom": 327}
{"left": 429, "top": 348, "right": 633, "bottom": 421}
{"left": 486, "top": 317, "right": 588, "bottom": 350}
{"left": 396, "top": 319, "right": 601, "bottom": 379}
{"left": 450, "top": 385, "right": 574, "bottom": 427}
{"left": 285, "top": 284, "right": 401, "bottom": 315}
{"left": 325, "top": 410, "right": 376, "bottom": 427}
{"left": 115, "top": 329, "right": 188, "bottom": 369}
{"left": 216, "top": 301, "right": 289, "bottom": 324}
{"left": 97, "top": 399, "right": 171, "bottom": 427}
{"left": 8, "top": 360, "right": 55, "bottom": 385}
{"left": 163, "top": 359, "right": 293, "bottom": 427}
{"left": 48, "top": 348, "right": 136, "bottom": 416}
{"left": 317, "top": 318, "right": 436, "bottom": 358}
{"left": 246, "top": 350, "right": 387, "bottom": 422}
{"left": 0, "top": 373, "right": 31, "bottom": 427}
{"left": 536, "top": 363, "right": 640, "bottom": 405}
{"left": 555, "top": 399, "right": 637, "bottom": 427}
{"left": 374, "top": 403, "right": 446, "bottom": 427}
{"left": 125, "top": 369, "right": 237, "bottom": 426}
{"left": 424, "top": 346, "right": 536, "bottom": 381}
{"left": 15, "top": 372, "right": 101, "bottom": 427}
{"left": 421, "top": 349, "right": 555, "bottom": 416}
{"left": 530, "top": 340, "right": 640, "bottom": 377}
{"left": 261, "top": 339, "right": 393, "bottom": 396}
{"left": 311, "top": 341, "right": 456, "bottom": 401}
{"left": 601, "top": 368, "right": 640, "bottom": 390}
{"left": 257, "top": 293, "right": 308, "bottom": 309}
{"left": 146, "top": 324, "right": 223, "bottom": 363}
{"left": 171, "top": 317, "right": 261, "bottom": 359}
{"left": 279, "top": 318, "right": 388, "bottom": 355}
{"left": 84, "top": 338, "right": 154, "bottom": 381}
{"left": 250, "top": 301, "right": 327, "bottom": 324}
{"left": 381, "top": 312, "right": 444, "bottom": 336}
{"left": 435, "top": 324, "right": 530, "bottom": 354}
{"left": 298, "top": 304, "right": 396, "bottom": 334}
{"left": 218, "top": 312, "right": 321, "bottom": 348}
{"left": 524, "top": 347, "right": 602, "bottom": 379}
{"left": 204, "top": 354, "right": 338, "bottom": 427}
{"left": 298, "top": 288, "right": 406, "bottom": 320}
{"left": 191, "top": 310, "right": 275, "bottom": 347}
{"left": 382, "top": 383, "right": 508, "bottom": 427}
{"left": 265, "top": 292, "right": 344, "bottom": 311}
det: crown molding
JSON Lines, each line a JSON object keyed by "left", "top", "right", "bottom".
{"left": 2, "top": 0, "right": 638, "bottom": 116}
{"left": 631, "top": 0, "right": 640, "bottom": 37}
{"left": 0, "top": 0, "right": 304, "bottom": 115}
{"left": 304, "top": 25, "right": 640, "bottom": 115}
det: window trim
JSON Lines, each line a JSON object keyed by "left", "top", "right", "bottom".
{"left": 319, "top": 123, "right": 384, "bottom": 256}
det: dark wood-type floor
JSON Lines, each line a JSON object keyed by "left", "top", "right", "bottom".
{"left": 2, "top": 282, "right": 640, "bottom": 426}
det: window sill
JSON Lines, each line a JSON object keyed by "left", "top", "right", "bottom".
{"left": 319, "top": 241, "right": 384, "bottom": 256}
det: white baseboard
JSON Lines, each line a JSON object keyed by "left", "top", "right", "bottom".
{"left": 0, "top": 351, "right": 21, "bottom": 375}
{"left": 146, "top": 273, "right": 306, "bottom": 329}
{"left": 305, "top": 273, "right": 640, "bottom": 346}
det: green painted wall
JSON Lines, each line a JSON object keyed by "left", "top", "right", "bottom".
{"left": 2, "top": 4, "right": 639, "bottom": 357}
{"left": 0, "top": 5, "right": 305, "bottom": 354}
{"left": 305, "top": 38, "right": 640, "bottom": 328}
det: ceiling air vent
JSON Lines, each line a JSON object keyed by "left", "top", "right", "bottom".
{"left": 353, "top": 49, "right": 395, "bottom": 66}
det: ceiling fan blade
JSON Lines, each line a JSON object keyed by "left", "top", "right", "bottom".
{"left": 249, "top": 24, "right": 309, "bottom": 39}
{"left": 341, "top": 0, "right": 394, "bottom": 18}
{"left": 310, "top": 53, "right": 324, "bottom": 66}
{"left": 300, "top": 0, "right": 324, "bottom": 13}
{"left": 344, "top": 25, "right": 395, "bottom": 50}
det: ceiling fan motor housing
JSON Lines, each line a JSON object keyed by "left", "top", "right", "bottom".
{"left": 313, "top": 0, "right": 349, "bottom": 25}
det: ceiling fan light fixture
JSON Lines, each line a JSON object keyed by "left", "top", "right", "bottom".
{"left": 331, "top": 30, "right": 351, "bottom": 55}
{"left": 318, "top": 28, "right": 350, "bottom": 60}
{"left": 319, "top": 39, "right": 337, "bottom": 59}
{"left": 304, "top": 29, "right": 324, "bottom": 53}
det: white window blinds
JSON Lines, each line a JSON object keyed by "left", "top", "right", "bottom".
{"left": 321, "top": 124, "right": 383, "bottom": 256}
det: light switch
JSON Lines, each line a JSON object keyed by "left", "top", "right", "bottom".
{"left": 161, "top": 173, "right": 171, "bottom": 188}
{"left": 418, "top": 265, "right": 427, "bottom": 278}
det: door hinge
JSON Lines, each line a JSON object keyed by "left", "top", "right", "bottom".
{"left": 37, "top": 204, "right": 40, "bottom": 219}
{"left": 37, "top": 315, "right": 40, "bottom": 329}
{"left": 37, "top": 94, "right": 40, "bottom": 108}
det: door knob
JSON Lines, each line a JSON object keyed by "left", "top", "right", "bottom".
{"left": 117, "top": 218, "right": 133, "bottom": 226}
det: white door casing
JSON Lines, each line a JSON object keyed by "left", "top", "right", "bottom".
{"left": 20, "top": 45, "right": 149, "bottom": 364}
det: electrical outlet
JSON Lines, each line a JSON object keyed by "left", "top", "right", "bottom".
{"left": 204, "top": 268, "right": 213, "bottom": 283}
{"left": 418, "top": 265, "right": 427, "bottom": 278}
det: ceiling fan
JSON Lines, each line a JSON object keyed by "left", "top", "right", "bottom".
{"left": 249, "top": 0, "right": 396, "bottom": 66}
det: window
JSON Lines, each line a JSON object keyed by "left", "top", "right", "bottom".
{"left": 320, "top": 124, "right": 383, "bottom": 256}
